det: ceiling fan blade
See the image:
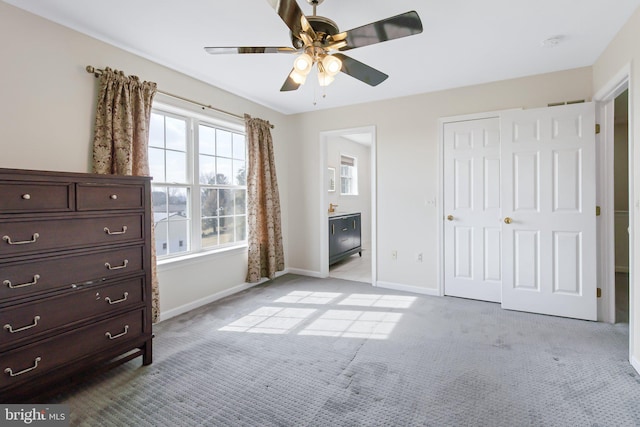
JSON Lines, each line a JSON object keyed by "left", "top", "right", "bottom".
{"left": 332, "top": 11, "right": 423, "bottom": 51}
{"left": 204, "top": 47, "right": 298, "bottom": 54}
{"left": 280, "top": 69, "right": 302, "bottom": 92}
{"left": 333, "top": 54, "right": 388, "bottom": 86}
{"left": 266, "top": 0, "right": 316, "bottom": 44}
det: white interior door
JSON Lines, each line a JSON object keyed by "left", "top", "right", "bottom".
{"left": 500, "top": 103, "right": 597, "bottom": 320}
{"left": 444, "top": 118, "right": 502, "bottom": 302}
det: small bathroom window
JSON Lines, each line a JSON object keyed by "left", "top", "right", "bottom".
{"left": 340, "top": 155, "right": 358, "bottom": 196}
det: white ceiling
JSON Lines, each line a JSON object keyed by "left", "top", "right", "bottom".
{"left": 6, "top": 0, "right": 640, "bottom": 115}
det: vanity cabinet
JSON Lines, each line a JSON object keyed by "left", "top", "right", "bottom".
{"left": 0, "top": 168, "right": 152, "bottom": 402}
{"left": 329, "top": 213, "right": 362, "bottom": 265}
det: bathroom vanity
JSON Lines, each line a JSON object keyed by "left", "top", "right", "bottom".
{"left": 328, "top": 212, "right": 361, "bottom": 265}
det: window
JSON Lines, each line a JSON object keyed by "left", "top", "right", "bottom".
{"left": 340, "top": 155, "right": 358, "bottom": 195}
{"left": 149, "top": 107, "right": 247, "bottom": 259}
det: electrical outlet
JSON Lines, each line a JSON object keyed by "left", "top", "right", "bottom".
{"left": 417, "top": 253, "right": 423, "bottom": 262}
{"left": 392, "top": 250, "right": 397, "bottom": 260}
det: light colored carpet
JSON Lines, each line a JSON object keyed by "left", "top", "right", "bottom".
{"left": 51, "top": 274, "right": 640, "bottom": 426}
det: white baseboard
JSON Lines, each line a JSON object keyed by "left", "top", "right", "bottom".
{"left": 287, "top": 268, "right": 326, "bottom": 278}
{"left": 616, "top": 266, "right": 630, "bottom": 273}
{"left": 157, "top": 270, "right": 288, "bottom": 323}
{"left": 632, "top": 355, "right": 640, "bottom": 375}
{"left": 375, "top": 280, "right": 440, "bottom": 296}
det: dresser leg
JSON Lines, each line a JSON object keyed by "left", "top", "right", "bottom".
{"left": 143, "top": 338, "right": 153, "bottom": 365}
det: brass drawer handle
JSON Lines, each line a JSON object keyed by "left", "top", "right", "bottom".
{"left": 105, "top": 325, "right": 129, "bottom": 340}
{"left": 104, "top": 226, "right": 128, "bottom": 235}
{"left": 22, "top": 194, "right": 31, "bottom": 200}
{"left": 4, "top": 316, "right": 41, "bottom": 334}
{"left": 105, "top": 260, "right": 129, "bottom": 270}
{"left": 2, "top": 233, "right": 40, "bottom": 245}
{"left": 4, "top": 357, "right": 41, "bottom": 377}
{"left": 342, "top": 228, "right": 348, "bottom": 231}
{"left": 332, "top": 224, "right": 335, "bottom": 235}
{"left": 105, "top": 292, "right": 129, "bottom": 305}
{"left": 4, "top": 274, "right": 40, "bottom": 289}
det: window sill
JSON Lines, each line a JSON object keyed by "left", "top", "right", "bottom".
{"left": 157, "top": 244, "right": 248, "bottom": 272}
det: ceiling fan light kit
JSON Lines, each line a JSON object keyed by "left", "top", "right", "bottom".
{"left": 204, "top": 0, "right": 423, "bottom": 92}
{"left": 294, "top": 53, "right": 313, "bottom": 73}
{"left": 322, "top": 54, "right": 342, "bottom": 75}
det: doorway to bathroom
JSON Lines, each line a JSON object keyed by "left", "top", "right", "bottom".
{"left": 319, "top": 126, "right": 376, "bottom": 284}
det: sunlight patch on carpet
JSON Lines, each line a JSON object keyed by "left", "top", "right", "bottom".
{"left": 298, "top": 309, "right": 402, "bottom": 339}
{"left": 219, "top": 307, "right": 316, "bottom": 334}
{"left": 274, "top": 291, "right": 343, "bottom": 305}
{"left": 338, "top": 294, "right": 417, "bottom": 309}
{"left": 218, "top": 291, "right": 413, "bottom": 339}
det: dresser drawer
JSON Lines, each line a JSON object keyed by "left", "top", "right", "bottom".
{"left": 0, "top": 246, "right": 144, "bottom": 301}
{"left": 0, "top": 309, "right": 144, "bottom": 388}
{"left": 0, "top": 277, "right": 144, "bottom": 349}
{"left": 0, "top": 182, "right": 73, "bottom": 214}
{"left": 0, "top": 214, "right": 144, "bottom": 257}
{"left": 76, "top": 183, "right": 145, "bottom": 211}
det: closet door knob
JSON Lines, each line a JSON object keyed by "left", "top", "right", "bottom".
{"left": 504, "top": 217, "right": 513, "bottom": 224}
{"left": 446, "top": 215, "right": 454, "bottom": 221}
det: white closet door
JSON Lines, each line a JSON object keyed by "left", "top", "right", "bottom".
{"left": 500, "top": 103, "right": 597, "bottom": 320}
{"left": 443, "top": 118, "right": 502, "bottom": 303}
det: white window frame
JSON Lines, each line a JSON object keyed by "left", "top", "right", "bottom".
{"left": 340, "top": 154, "right": 358, "bottom": 196}
{"left": 151, "top": 101, "right": 247, "bottom": 262}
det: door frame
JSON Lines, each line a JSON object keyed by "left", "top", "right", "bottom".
{"left": 437, "top": 109, "right": 520, "bottom": 297}
{"left": 593, "top": 63, "right": 634, "bottom": 358}
{"left": 319, "top": 126, "right": 377, "bottom": 285}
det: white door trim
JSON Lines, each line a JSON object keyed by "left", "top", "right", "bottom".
{"left": 597, "top": 98, "right": 616, "bottom": 323}
{"left": 438, "top": 109, "right": 521, "bottom": 297}
{"left": 319, "top": 126, "right": 377, "bottom": 285}
{"left": 593, "top": 62, "right": 634, "bottom": 363}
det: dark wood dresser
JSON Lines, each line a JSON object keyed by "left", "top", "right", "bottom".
{"left": 0, "top": 168, "right": 153, "bottom": 402}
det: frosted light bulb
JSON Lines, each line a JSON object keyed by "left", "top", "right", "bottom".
{"left": 294, "top": 53, "right": 313, "bottom": 74}
{"left": 290, "top": 69, "right": 308, "bottom": 84}
{"left": 322, "top": 55, "right": 342, "bottom": 77}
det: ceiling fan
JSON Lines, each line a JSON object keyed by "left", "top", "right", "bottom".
{"left": 204, "top": 0, "right": 423, "bottom": 91}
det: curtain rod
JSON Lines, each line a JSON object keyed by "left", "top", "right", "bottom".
{"left": 85, "top": 65, "right": 273, "bottom": 129}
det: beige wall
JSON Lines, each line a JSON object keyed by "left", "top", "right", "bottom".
{"left": 288, "top": 68, "right": 593, "bottom": 290}
{"left": 0, "top": 2, "right": 295, "bottom": 318}
{"left": 593, "top": 5, "right": 640, "bottom": 368}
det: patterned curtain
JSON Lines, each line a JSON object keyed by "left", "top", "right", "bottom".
{"left": 245, "top": 114, "right": 285, "bottom": 282}
{"left": 91, "top": 67, "right": 160, "bottom": 322}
